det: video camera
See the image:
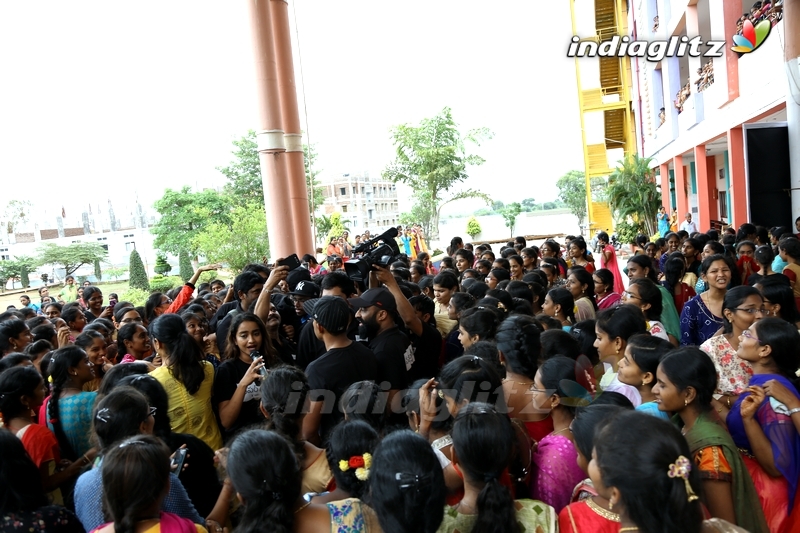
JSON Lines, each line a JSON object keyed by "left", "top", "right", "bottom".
{"left": 344, "top": 227, "right": 401, "bottom": 282}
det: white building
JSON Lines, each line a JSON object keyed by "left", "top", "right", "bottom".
{"left": 320, "top": 172, "right": 401, "bottom": 233}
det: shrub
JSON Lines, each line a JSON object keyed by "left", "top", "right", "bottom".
{"left": 119, "top": 288, "right": 150, "bottom": 307}
{"left": 129, "top": 250, "right": 150, "bottom": 291}
{"left": 20, "top": 266, "right": 30, "bottom": 288}
{"left": 466, "top": 217, "right": 482, "bottom": 239}
{"left": 615, "top": 219, "right": 644, "bottom": 245}
{"left": 149, "top": 275, "right": 182, "bottom": 293}
{"left": 154, "top": 255, "right": 172, "bottom": 276}
{"left": 198, "top": 270, "right": 218, "bottom": 285}
{"left": 179, "top": 251, "right": 193, "bottom": 282}
{"left": 94, "top": 259, "right": 102, "bottom": 282}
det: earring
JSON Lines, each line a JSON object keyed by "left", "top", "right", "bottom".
{"left": 609, "top": 500, "right": 614, "bottom": 511}
{"left": 615, "top": 348, "right": 620, "bottom": 355}
{"left": 684, "top": 399, "right": 689, "bottom": 406}
{"left": 642, "top": 380, "right": 647, "bottom": 387}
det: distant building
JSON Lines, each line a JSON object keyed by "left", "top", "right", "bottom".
{"left": 320, "top": 172, "right": 400, "bottom": 233}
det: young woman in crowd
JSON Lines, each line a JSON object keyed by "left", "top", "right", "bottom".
{"left": 118, "top": 373, "right": 222, "bottom": 518}
{"left": 215, "top": 312, "right": 279, "bottom": 441}
{"left": 149, "top": 313, "right": 222, "bottom": 450}
{"left": 662, "top": 255, "right": 696, "bottom": 313}
{"left": 542, "top": 287, "right": 575, "bottom": 331}
{"left": 593, "top": 411, "right": 745, "bottom": 532}
{"left": 592, "top": 268, "right": 620, "bottom": 310}
{"left": 594, "top": 305, "right": 648, "bottom": 406}
{"left": 74, "top": 330, "right": 110, "bottom": 391}
{"left": 439, "top": 403, "right": 557, "bottom": 533}
{"left": 653, "top": 347, "right": 769, "bottom": 532}
{"left": 496, "top": 315, "right": 554, "bottom": 441}
{"left": 457, "top": 308, "right": 499, "bottom": 349}
{"left": 0, "top": 430, "right": 83, "bottom": 533}
{"left": 617, "top": 333, "right": 673, "bottom": 419}
{"left": 681, "top": 255, "right": 731, "bottom": 346}
{"left": 530, "top": 356, "right": 585, "bottom": 513}
{"left": 310, "top": 419, "right": 378, "bottom": 504}
{"left": 727, "top": 317, "right": 800, "bottom": 532}
{"left": 699, "top": 285, "right": 763, "bottom": 399}
{"left": 260, "top": 366, "right": 333, "bottom": 495}
{"left": 568, "top": 239, "right": 594, "bottom": 273}
{"left": 433, "top": 271, "right": 460, "bottom": 337}
{"left": 559, "top": 404, "right": 630, "bottom": 532}
{"left": 627, "top": 254, "right": 681, "bottom": 342}
{"left": 181, "top": 309, "right": 220, "bottom": 368}
{"left": 622, "top": 277, "right": 668, "bottom": 340}
{"left": 44, "top": 346, "right": 97, "bottom": 464}
{"left": 566, "top": 267, "right": 597, "bottom": 321}
{"left": 596, "top": 232, "right": 624, "bottom": 294}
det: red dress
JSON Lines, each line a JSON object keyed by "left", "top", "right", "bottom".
{"left": 558, "top": 498, "right": 620, "bottom": 532}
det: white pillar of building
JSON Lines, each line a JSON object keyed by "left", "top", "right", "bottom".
{"left": 787, "top": 0, "right": 800, "bottom": 219}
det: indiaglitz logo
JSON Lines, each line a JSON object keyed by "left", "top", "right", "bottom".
{"left": 567, "top": 35, "right": 725, "bottom": 62}
{"left": 731, "top": 18, "right": 771, "bottom": 53}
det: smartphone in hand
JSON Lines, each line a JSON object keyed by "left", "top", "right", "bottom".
{"left": 171, "top": 448, "right": 188, "bottom": 476}
{"left": 277, "top": 254, "right": 302, "bottom": 271}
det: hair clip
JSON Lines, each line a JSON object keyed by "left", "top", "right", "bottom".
{"left": 396, "top": 472, "right": 421, "bottom": 491}
{"left": 118, "top": 439, "right": 148, "bottom": 448}
{"left": 471, "top": 356, "right": 481, "bottom": 366}
{"left": 668, "top": 456, "right": 699, "bottom": 502}
{"left": 95, "top": 408, "right": 111, "bottom": 423}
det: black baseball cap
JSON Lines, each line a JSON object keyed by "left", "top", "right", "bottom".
{"left": 312, "top": 296, "right": 351, "bottom": 334}
{"left": 289, "top": 280, "right": 320, "bottom": 298}
{"left": 348, "top": 288, "right": 397, "bottom": 312}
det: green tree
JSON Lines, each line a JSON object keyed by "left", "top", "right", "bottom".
{"left": 466, "top": 217, "right": 482, "bottom": 239}
{"left": 128, "top": 249, "right": 150, "bottom": 291}
{"left": 37, "top": 242, "right": 108, "bottom": 278}
{"left": 105, "top": 267, "right": 128, "bottom": 281}
{"left": 304, "top": 143, "right": 325, "bottom": 217}
{"left": 154, "top": 255, "right": 172, "bottom": 276}
{"left": 15, "top": 255, "right": 36, "bottom": 288}
{"left": 607, "top": 154, "right": 662, "bottom": 236}
{"left": 218, "top": 130, "right": 324, "bottom": 218}
{"left": 0, "top": 260, "right": 21, "bottom": 290}
{"left": 521, "top": 198, "right": 536, "bottom": 212}
{"left": 193, "top": 202, "right": 270, "bottom": 274}
{"left": 491, "top": 200, "right": 505, "bottom": 212}
{"left": 150, "top": 186, "right": 232, "bottom": 257}
{"left": 218, "top": 130, "right": 262, "bottom": 204}
{"left": 326, "top": 212, "right": 351, "bottom": 241}
{"left": 383, "top": 107, "right": 493, "bottom": 239}
{"left": 500, "top": 202, "right": 522, "bottom": 237}
{"left": 179, "top": 251, "right": 193, "bottom": 282}
{"left": 93, "top": 259, "right": 102, "bottom": 282}
{"left": 556, "top": 170, "right": 606, "bottom": 227}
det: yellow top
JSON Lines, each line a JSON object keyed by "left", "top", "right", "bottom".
{"left": 151, "top": 361, "right": 223, "bottom": 450}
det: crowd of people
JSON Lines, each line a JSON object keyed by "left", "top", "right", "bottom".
{"left": 1, "top": 221, "right": 800, "bottom": 533}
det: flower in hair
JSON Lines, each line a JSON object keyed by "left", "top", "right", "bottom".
{"left": 668, "top": 455, "right": 699, "bottom": 502}
{"left": 339, "top": 453, "right": 372, "bottom": 481}
{"left": 48, "top": 375, "right": 53, "bottom": 384}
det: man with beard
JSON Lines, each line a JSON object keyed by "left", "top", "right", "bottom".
{"left": 349, "top": 288, "right": 411, "bottom": 411}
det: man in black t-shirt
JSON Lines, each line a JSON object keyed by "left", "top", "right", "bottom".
{"left": 349, "top": 287, "right": 412, "bottom": 409}
{"left": 374, "top": 267, "right": 443, "bottom": 382}
{"left": 302, "top": 296, "right": 378, "bottom": 445}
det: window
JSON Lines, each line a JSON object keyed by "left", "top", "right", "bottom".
{"left": 97, "top": 237, "right": 107, "bottom": 241}
{"left": 124, "top": 234, "right": 134, "bottom": 238}
{"left": 0, "top": 255, "right": 8, "bottom": 261}
{"left": 368, "top": 209, "right": 373, "bottom": 219}
{"left": 340, "top": 187, "right": 346, "bottom": 196}
{"left": 342, "top": 205, "right": 348, "bottom": 213}
{"left": 101, "top": 244, "right": 109, "bottom": 251}
{"left": 353, "top": 187, "right": 357, "bottom": 195}
{"left": 361, "top": 187, "right": 365, "bottom": 194}
{"left": 125, "top": 242, "right": 136, "bottom": 251}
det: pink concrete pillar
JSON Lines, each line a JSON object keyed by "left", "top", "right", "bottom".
{"left": 248, "top": 0, "right": 294, "bottom": 259}
{"left": 706, "top": 155, "right": 719, "bottom": 223}
{"left": 727, "top": 127, "right": 748, "bottom": 226}
{"left": 268, "top": 0, "right": 314, "bottom": 255}
{"left": 660, "top": 162, "right": 671, "bottom": 210}
{"left": 674, "top": 155, "right": 689, "bottom": 224}
{"left": 694, "top": 145, "right": 717, "bottom": 231}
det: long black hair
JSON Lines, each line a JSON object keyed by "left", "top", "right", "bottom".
{"left": 0, "top": 430, "right": 49, "bottom": 513}
{"left": 92, "top": 387, "right": 152, "bottom": 452}
{"left": 260, "top": 366, "right": 309, "bottom": 461}
{"left": 547, "top": 287, "right": 575, "bottom": 324}
{"left": 326, "top": 420, "right": 379, "bottom": 500}
{"left": 222, "top": 312, "right": 277, "bottom": 363}
{"left": 658, "top": 347, "right": 717, "bottom": 410}
{"left": 149, "top": 314, "right": 205, "bottom": 395}
{"left": 0, "top": 366, "right": 42, "bottom": 420}
{"left": 539, "top": 356, "right": 578, "bottom": 415}
{"left": 47, "top": 345, "right": 89, "bottom": 460}
{"left": 495, "top": 315, "right": 541, "bottom": 379}
{"left": 627, "top": 254, "right": 659, "bottom": 282}
{"left": 629, "top": 278, "right": 663, "bottom": 321}
{"left": 0, "top": 319, "right": 27, "bottom": 355}
{"left": 438, "top": 355, "right": 505, "bottom": 410}
{"left": 595, "top": 411, "right": 704, "bottom": 533}
{"left": 340, "top": 380, "right": 388, "bottom": 434}
{"left": 118, "top": 374, "right": 172, "bottom": 441}
{"left": 366, "top": 430, "right": 446, "bottom": 533}
{"left": 451, "top": 403, "right": 519, "bottom": 533}
{"left": 595, "top": 305, "right": 647, "bottom": 344}
{"left": 459, "top": 308, "right": 500, "bottom": 342}
{"left": 570, "top": 267, "right": 597, "bottom": 309}
{"left": 753, "top": 318, "right": 800, "bottom": 380}
{"left": 228, "top": 429, "right": 301, "bottom": 533}
{"left": 758, "top": 276, "right": 800, "bottom": 324}
{"left": 101, "top": 435, "right": 171, "bottom": 533}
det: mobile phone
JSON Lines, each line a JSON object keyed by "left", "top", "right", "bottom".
{"left": 251, "top": 351, "right": 269, "bottom": 379}
{"left": 171, "top": 448, "right": 188, "bottom": 475}
{"left": 277, "top": 254, "right": 302, "bottom": 271}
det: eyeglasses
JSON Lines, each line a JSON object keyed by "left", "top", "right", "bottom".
{"left": 146, "top": 406, "right": 157, "bottom": 418}
{"left": 623, "top": 291, "right": 641, "bottom": 300}
{"left": 741, "top": 329, "right": 762, "bottom": 343}
{"left": 732, "top": 307, "right": 765, "bottom": 315}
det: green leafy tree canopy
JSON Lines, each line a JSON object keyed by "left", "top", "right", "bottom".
{"left": 607, "top": 154, "right": 662, "bottom": 237}
{"left": 128, "top": 249, "right": 150, "bottom": 291}
{"left": 556, "top": 170, "right": 606, "bottom": 228}
{"left": 193, "top": 202, "right": 270, "bottom": 274}
{"left": 383, "top": 107, "right": 493, "bottom": 239}
{"left": 500, "top": 202, "right": 522, "bottom": 237}
{"left": 150, "top": 186, "right": 232, "bottom": 256}
{"left": 466, "top": 217, "right": 482, "bottom": 239}
{"left": 37, "top": 242, "right": 108, "bottom": 278}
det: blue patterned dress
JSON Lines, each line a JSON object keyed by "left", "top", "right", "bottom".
{"left": 679, "top": 295, "right": 724, "bottom": 346}
{"left": 46, "top": 391, "right": 97, "bottom": 458}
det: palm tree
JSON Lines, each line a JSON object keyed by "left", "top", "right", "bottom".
{"left": 606, "top": 154, "right": 662, "bottom": 237}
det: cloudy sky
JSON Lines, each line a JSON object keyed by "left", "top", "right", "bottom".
{"left": 0, "top": 1, "right": 584, "bottom": 220}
